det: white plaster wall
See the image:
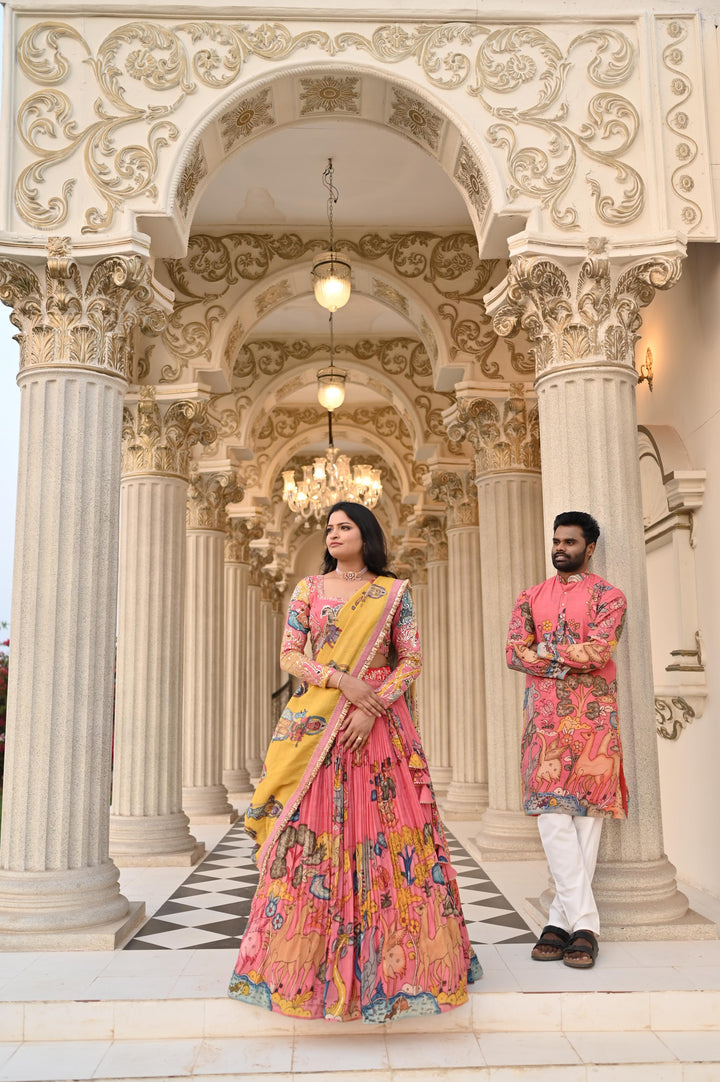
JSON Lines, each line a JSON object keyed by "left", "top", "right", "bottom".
{"left": 637, "top": 241, "right": 720, "bottom": 899}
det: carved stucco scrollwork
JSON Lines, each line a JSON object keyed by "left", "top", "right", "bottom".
{"left": 225, "top": 517, "right": 263, "bottom": 564}
{"left": 655, "top": 695, "right": 695, "bottom": 740}
{"left": 186, "top": 466, "right": 244, "bottom": 530}
{"left": 660, "top": 20, "right": 702, "bottom": 231}
{"left": 489, "top": 238, "right": 684, "bottom": 377}
{"left": 454, "top": 143, "right": 491, "bottom": 222}
{"left": 0, "top": 236, "right": 168, "bottom": 378}
{"left": 253, "top": 405, "right": 413, "bottom": 453}
{"left": 426, "top": 468, "right": 478, "bottom": 528}
{"left": 121, "top": 386, "right": 216, "bottom": 479}
{"left": 15, "top": 21, "right": 644, "bottom": 234}
{"left": 446, "top": 384, "right": 541, "bottom": 476}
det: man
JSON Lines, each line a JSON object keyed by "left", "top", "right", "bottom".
{"left": 506, "top": 511, "right": 628, "bottom": 969}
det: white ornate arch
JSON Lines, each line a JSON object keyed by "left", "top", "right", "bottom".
{"left": 5, "top": 13, "right": 715, "bottom": 250}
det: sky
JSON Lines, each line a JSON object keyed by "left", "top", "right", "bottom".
{"left": 0, "top": 9, "right": 22, "bottom": 627}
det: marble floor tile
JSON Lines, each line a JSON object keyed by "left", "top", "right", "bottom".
{"left": 657, "top": 1030, "right": 720, "bottom": 1062}
{"left": 0, "top": 1046, "right": 20, "bottom": 1072}
{"left": 0, "top": 1039, "right": 111, "bottom": 1082}
{"left": 585, "top": 1066, "right": 683, "bottom": 1082}
{"left": 194, "top": 1036, "right": 293, "bottom": 1074}
{"left": 93, "top": 1038, "right": 200, "bottom": 1079}
{"left": 385, "top": 1031, "right": 485, "bottom": 1069}
{"left": 568, "top": 1030, "right": 677, "bottom": 1063}
{"left": 292, "top": 1034, "right": 389, "bottom": 1072}
{"left": 476, "top": 1031, "right": 582, "bottom": 1066}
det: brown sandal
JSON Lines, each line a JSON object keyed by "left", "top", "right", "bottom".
{"left": 563, "top": 929, "right": 599, "bottom": 969}
{"left": 531, "top": 924, "right": 570, "bottom": 961}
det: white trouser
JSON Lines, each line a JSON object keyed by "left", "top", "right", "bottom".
{"left": 537, "top": 814, "right": 603, "bottom": 935}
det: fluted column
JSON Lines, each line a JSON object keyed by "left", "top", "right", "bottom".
{"left": 418, "top": 517, "right": 452, "bottom": 796}
{"left": 258, "top": 576, "right": 275, "bottom": 755}
{"left": 487, "top": 233, "right": 701, "bottom": 934}
{"left": 0, "top": 237, "right": 169, "bottom": 947}
{"left": 446, "top": 385, "right": 545, "bottom": 859}
{"left": 182, "top": 466, "right": 243, "bottom": 823}
{"left": 223, "top": 518, "right": 262, "bottom": 802}
{"left": 396, "top": 536, "right": 431, "bottom": 773}
{"left": 110, "top": 388, "right": 215, "bottom": 866}
{"left": 427, "top": 469, "right": 487, "bottom": 818}
{"left": 244, "top": 549, "right": 271, "bottom": 781}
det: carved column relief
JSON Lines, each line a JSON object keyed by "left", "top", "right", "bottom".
{"left": 223, "top": 518, "right": 263, "bottom": 799}
{"left": 427, "top": 468, "right": 487, "bottom": 817}
{"left": 487, "top": 235, "right": 702, "bottom": 934}
{"left": 111, "top": 388, "right": 215, "bottom": 865}
{"left": 182, "top": 466, "right": 244, "bottom": 823}
{"left": 446, "top": 385, "right": 545, "bottom": 858}
{"left": 395, "top": 539, "right": 428, "bottom": 742}
{"left": 414, "top": 515, "right": 452, "bottom": 796}
{"left": 0, "top": 239, "right": 169, "bottom": 946}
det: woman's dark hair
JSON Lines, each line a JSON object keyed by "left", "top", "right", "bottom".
{"left": 320, "top": 502, "right": 394, "bottom": 576}
{"left": 553, "top": 510, "right": 600, "bottom": 546}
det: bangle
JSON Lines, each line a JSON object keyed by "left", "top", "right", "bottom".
{"left": 337, "top": 672, "right": 345, "bottom": 690}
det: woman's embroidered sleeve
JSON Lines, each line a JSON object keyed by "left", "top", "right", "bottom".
{"left": 279, "top": 579, "right": 334, "bottom": 687}
{"left": 506, "top": 591, "right": 570, "bottom": 680}
{"left": 376, "top": 586, "right": 422, "bottom": 708}
{"left": 542, "top": 588, "right": 627, "bottom": 671}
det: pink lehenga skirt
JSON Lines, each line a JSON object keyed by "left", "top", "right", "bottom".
{"left": 228, "top": 667, "right": 481, "bottom": 1022}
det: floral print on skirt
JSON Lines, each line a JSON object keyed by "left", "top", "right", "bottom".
{"left": 228, "top": 667, "right": 481, "bottom": 1022}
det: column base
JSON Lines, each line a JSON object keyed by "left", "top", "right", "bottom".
{"left": 109, "top": 812, "right": 205, "bottom": 867}
{"left": 428, "top": 764, "right": 452, "bottom": 798}
{"left": 440, "top": 781, "right": 488, "bottom": 821}
{"left": 182, "top": 784, "right": 237, "bottom": 823}
{"left": 0, "top": 900, "right": 146, "bottom": 952}
{"left": 223, "top": 768, "right": 251, "bottom": 792}
{"left": 227, "top": 790, "right": 253, "bottom": 811}
{"left": 473, "top": 808, "right": 545, "bottom": 861}
{"left": 525, "top": 897, "right": 717, "bottom": 941}
{"left": 0, "top": 861, "right": 130, "bottom": 933}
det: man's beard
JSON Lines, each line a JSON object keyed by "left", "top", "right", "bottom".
{"left": 552, "top": 546, "right": 588, "bottom": 573}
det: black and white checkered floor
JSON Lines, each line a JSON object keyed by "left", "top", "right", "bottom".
{"left": 125, "top": 821, "right": 534, "bottom": 950}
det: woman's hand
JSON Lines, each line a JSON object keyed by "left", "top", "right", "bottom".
{"left": 335, "top": 673, "right": 385, "bottom": 716}
{"left": 339, "top": 706, "right": 376, "bottom": 750}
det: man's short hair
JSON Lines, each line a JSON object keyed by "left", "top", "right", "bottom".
{"left": 553, "top": 511, "right": 600, "bottom": 546}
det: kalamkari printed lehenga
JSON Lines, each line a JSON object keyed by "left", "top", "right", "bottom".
{"left": 228, "top": 574, "right": 481, "bottom": 1023}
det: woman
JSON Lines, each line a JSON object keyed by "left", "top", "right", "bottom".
{"left": 228, "top": 502, "right": 481, "bottom": 1022}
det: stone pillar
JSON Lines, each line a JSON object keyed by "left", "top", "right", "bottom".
{"left": 244, "top": 549, "right": 272, "bottom": 781}
{"left": 223, "top": 518, "right": 262, "bottom": 802}
{"left": 109, "top": 388, "right": 215, "bottom": 866}
{"left": 487, "top": 233, "right": 707, "bottom": 935}
{"left": 258, "top": 576, "right": 276, "bottom": 755}
{"left": 395, "top": 537, "right": 430, "bottom": 764}
{"left": 182, "top": 466, "right": 243, "bottom": 823}
{"left": 0, "top": 238, "right": 169, "bottom": 947}
{"left": 427, "top": 469, "right": 488, "bottom": 818}
{"left": 446, "top": 385, "right": 545, "bottom": 859}
{"left": 416, "top": 517, "right": 452, "bottom": 796}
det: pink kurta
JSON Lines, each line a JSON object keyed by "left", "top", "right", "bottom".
{"left": 506, "top": 572, "right": 629, "bottom": 819}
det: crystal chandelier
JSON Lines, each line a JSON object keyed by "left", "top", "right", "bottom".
{"left": 311, "top": 159, "right": 352, "bottom": 312}
{"left": 282, "top": 413, "right": 382, "bottom": 522}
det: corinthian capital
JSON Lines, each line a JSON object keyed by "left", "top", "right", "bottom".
{"left": 248, "top": 547, "right": 273, "bottom": 587}
{"left": 225, "top": 518, "right": 263, "bottom": 565}
{"left": 415, "top": 514, "right": 448, "bottom": 563}
{"left": 485, "top": 235, "right": 685, "bottom": 379}
{"left": 121, "top": 387, "right": 216, "bottom": 479}
{"left": 426, "top": 467, "right": 478, "bottom": 528}
{"left": 445, "top": 384, "right": 540, "bottom": 478}
{"left": 186, "top": 466, "right": 244, "bottom": 531}
{"left": 0, "top": 237, "right": 172, "bottom": 380}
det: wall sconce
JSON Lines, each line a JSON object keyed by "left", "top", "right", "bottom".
{"left": 638, "top": 347, "right": 654, "bottom": 392}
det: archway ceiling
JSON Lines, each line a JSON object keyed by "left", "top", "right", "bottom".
{"left": 147, "top": 117, "right": 532, "bottom": 521}
{"left": 192, "top": 121, "right": 470, "bottom": 232}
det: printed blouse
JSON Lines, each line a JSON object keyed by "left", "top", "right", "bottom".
{"left": 279, "top": 575, "right": 422, "bottom": 709}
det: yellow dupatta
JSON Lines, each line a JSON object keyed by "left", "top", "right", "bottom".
{"left": 246, "top": 575, "right": 406, "bottom": 874}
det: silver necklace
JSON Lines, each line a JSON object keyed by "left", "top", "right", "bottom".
{"left": 336, "top": 566, "right": 367, "bottom": 581}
